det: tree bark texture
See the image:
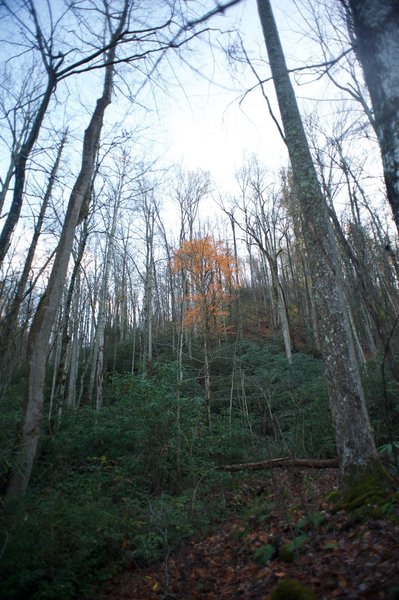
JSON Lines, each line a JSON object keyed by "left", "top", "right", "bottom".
{"left": 256, "top": 0, "right": 380, "bottom": 481}
{"left": 346, "top": 0, "right": 399, "bottom": 232}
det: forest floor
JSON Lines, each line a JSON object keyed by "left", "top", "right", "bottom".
{"left": 104, "top": 469, "right": 399, "bottom": 600}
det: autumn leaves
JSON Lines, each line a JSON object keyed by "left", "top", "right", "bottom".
{"left": 173, "top": 236, "right": 240, "bottom": 336}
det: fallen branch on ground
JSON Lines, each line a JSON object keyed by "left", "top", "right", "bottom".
{"left": 216, "top": 457, "right": 339, "bottom": 472}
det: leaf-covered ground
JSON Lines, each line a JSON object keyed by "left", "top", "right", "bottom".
{"left": 104, "top": 469, "right": 399, "bottom": 599}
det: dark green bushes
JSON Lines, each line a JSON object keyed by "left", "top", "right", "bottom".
{"left": 3, "top": 341, "right": 396, "bottom": 599}
{"left": 0, "top": 363, "right": 248, "bottom": 599}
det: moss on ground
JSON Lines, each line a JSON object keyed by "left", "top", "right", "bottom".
{"left": 329, "top": 464, "right": 398, "bottom": 520}
{"left": 270, "top": 578, "right": 317, "bottom": 599}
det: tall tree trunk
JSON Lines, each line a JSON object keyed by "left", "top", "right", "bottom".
{"left": 67, "top": 268, "right": 82, "bottom": 409}
{"left": 203, "top": 324, "right": 212, "bottom": 427}
{"left": 143, "top": 216, "right": 155, "bottom": 367}
{"left": 54, "top": 219, "right": 89, "bottom": 412}
{"left": 257, "top": 0, "right": 382, "bottom": 484}
{"left": 0, "top": 158, "right": 15, "bottom": 215}
{"left": 344, "top": 0, "right": 399, "bottom": 232}
{"left": 89, "top": 194, "right": 119, "bottom": 411}
{"left": 6, "top": 4, "right": 128, "bottom": 500}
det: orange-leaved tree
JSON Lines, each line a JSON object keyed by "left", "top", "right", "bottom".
{"left": 172, "top": 236, "right": 240, "bottom": 424}
{"left": 173, "top": 236, "right": 239, "bottom": 336}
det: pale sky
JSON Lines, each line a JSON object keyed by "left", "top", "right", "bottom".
{"left": 144, "top": 0, "right": 341, "bottom": 193}
{"left": 157, "top": 0, "right": 288, "bottom": 191}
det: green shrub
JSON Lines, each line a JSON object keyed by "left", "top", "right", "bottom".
{"left": 0, "top": 363, "right": 251, "bottom": 599}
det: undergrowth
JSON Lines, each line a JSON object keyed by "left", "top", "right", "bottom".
{"left": 0, "top": 343, "right": 398, "bottom": 599}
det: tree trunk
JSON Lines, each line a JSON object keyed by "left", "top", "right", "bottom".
{"left": 345, "top": 0, "right": 399, "bottom": 232}
{"left": 90, "top": 193, "right": 119, "bottom": 411}
{"left": 6, "top": 5, "right": 127, "bottom": 500}
{"left": 67, "top": 268, "right": 82, "bottom": 409}
{"left": 0, "top": 72, "right": 57, "bottom": 267}
{"left": 203, "top": 329, "right": 212, "bottom": 427}
{"left": 54, "top": 219, "right": 89, "bottom": 412}
{"left": 269, "top": 255, "right": 292, "bottom": 363}
{"left": 228, "top": 214, "right": 243, "bottom": 337}
{"left": 0, "top": 158, "right": 15, "bottom": 215}
{"left": 256, "top": 0, "right": 381, "bottom": 484}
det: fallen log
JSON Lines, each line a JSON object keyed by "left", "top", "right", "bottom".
{"left": 216, "top": 457, "right": 339, "bottom": 472}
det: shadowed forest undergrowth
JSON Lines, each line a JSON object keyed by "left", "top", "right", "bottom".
{"left": 1, "top": 338, "right": 399, "bottom": 599}
{"left": 105, "top": 469, "right": 399, "bottom": 600}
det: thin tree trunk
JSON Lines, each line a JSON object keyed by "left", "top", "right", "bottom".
{"left": 229, "top": 214, "right": 243, "bottom": 337}
{"left": 257, "top": 0, "right": 381, "bottom": 484}
{"left": 269, "top": 256, "right": 292, "bottom": 363}
{"left": 0, "top": 72, "right": 57, "bottom": 266}
{"left": 0, "top": 158, "right": 15, "bottom": 215}
{"left": 54, "top": 219, "right": 89, "bottom": 411}
{"left": 67, "top": 269, "right": 81, "bottom": 409}
{"left": 91, "top": 194, "right": 119, "bottom": 411}
{"left": 203, "top": 331, "right": 211, "bottom": 427}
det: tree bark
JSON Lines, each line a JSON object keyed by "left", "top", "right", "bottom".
{"left": 53, "top": 219, "right": 89, "bottom": 414}
{"left": 256, "top": 0, "right": 381, "bottom": 483}
{"left": 89, "top": 192, "right": 119, "bottom": 410}
{"left": 345, "top": 0, "right": 399, "bottom": 232}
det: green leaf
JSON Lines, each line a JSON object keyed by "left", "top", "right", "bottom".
{"left": 253, "top": 543, "right": 276, "bottom": 565}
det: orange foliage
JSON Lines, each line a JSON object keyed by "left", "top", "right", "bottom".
{"left": 172, "top": 236, "right": 240, "bottom": 333}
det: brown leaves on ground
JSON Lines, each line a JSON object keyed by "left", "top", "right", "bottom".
{"left": 104, "top": 469, "right": 399, "bottom": 599}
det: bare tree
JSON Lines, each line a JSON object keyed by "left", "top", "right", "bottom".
{"left": 256, "top": 0, "right": 384, "bottom": 487}
{"left": 0, "top": 131, "right": 67, "bottom": 379}
{"left": 3, "top": 0, "right": 244, "bottom": 501}
{"left": 6, "top": 2, "right": 129, "bottom": 499}
{"left": 232, "top": 160, "right": 293, "bottom": 362}
{"left": 0, "top": 0, "right": 225, "bottom": 267}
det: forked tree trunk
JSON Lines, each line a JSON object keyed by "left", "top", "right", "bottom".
{"left": 345, "top": 0, "right": 399, "bottom": 232}
{"left": 256, "top": 0, "right": 382, "bottom": 484}
{"left": 6, "top": 4, "right": 128, "bottom": 500}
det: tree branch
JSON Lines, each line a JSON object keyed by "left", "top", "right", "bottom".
{"left": 216, "top": 457, "right": 339, "bottom": 471}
